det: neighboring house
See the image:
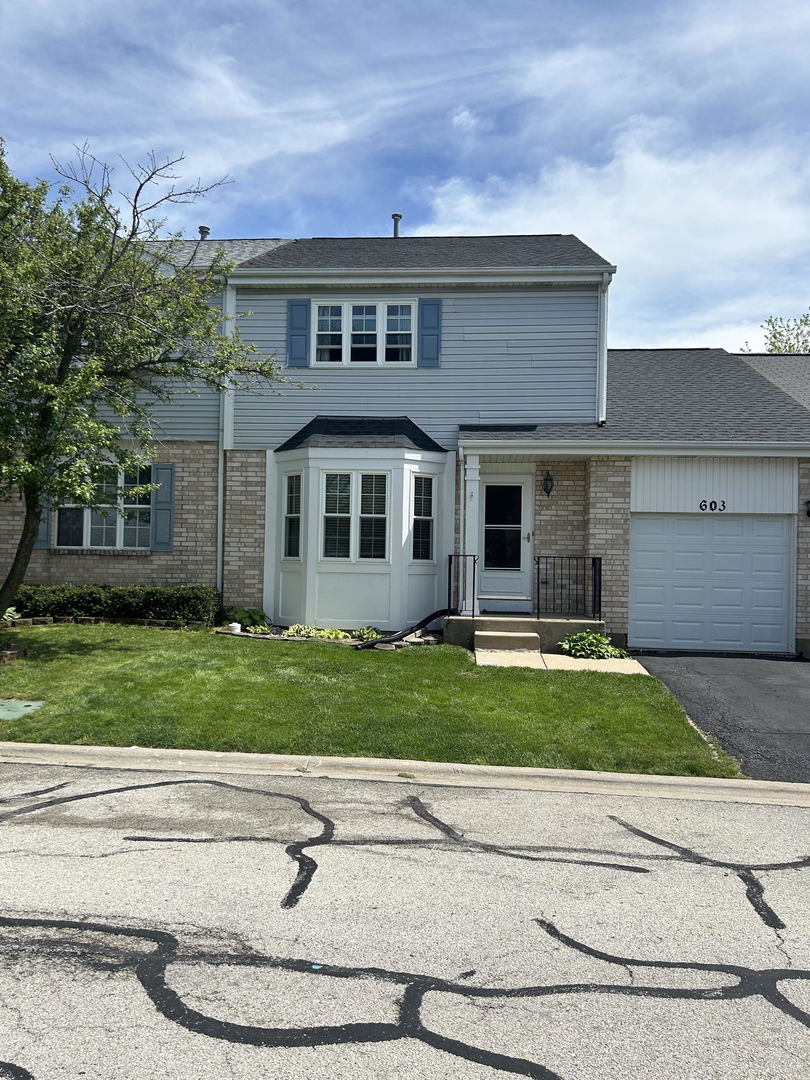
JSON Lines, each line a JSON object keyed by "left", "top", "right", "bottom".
{"left": 3, "top": 233, "right": 810, "bottom": 656}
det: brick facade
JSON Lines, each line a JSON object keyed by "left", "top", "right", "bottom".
{"left": 222, "top": 450, "right": 266, "bottom": 610}
{"left": 0, "top": 441, "right": 218, "bottom": 589}
{"left": 584, "top": 456, "right": 631, "bottom": 641}
{"left": 533, "top": 460, "right": 586, "bottom": 555}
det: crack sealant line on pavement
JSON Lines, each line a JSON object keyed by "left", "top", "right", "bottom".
{"left": 0, "top": 741, "right": 809, "bottom": 807}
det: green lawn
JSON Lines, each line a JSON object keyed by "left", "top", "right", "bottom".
{"left": 0, "top": 625, "right": 739, "bottom": 777}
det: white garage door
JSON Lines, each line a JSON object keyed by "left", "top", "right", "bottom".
{"left": 629, "top": 514, "right": 792, "bottom": 652}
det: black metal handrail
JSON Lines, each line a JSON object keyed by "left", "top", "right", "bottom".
{"left": 534, "top": 556, "right": 602, "bottom": 619}
{"left": 447, "top": 554, "right": 478, "bottom": 616}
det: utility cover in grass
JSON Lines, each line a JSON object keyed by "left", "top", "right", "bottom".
{"left": 0, "top": 699, "right": 44, "bottom": 721}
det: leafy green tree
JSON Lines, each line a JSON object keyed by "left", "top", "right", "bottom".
{"left": 758, "top": 313, "right": 810, "bottom": 353}
{"left": 0, "top": 142, "right": 279, "bottom": 610}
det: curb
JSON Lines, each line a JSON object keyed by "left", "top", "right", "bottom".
{"left": 0, "top": 741, "right": 808, "bottom": 807}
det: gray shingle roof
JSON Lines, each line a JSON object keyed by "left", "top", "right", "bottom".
{"left": 145, "top": 238, "right": 291, "bottom": 269}
{"left": 239, "top": 234, "right": 612, "bottom": 270}
{"left": 275, "top": 416, "right": 448, "bottom": 453}
{"left": 460, "top": 349, "right": 810, "bottom": 444}
{"left": 742, "top": 354, "right": 810, "bottom": 410}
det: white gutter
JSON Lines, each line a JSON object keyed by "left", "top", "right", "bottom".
{"left": 216, "top": 284, "right": 237, "bottom": 595}
{"left": 456, "top": 439, "right": 810, "bottom": 458}
{"left": 228, "top": 265, "right": 617, "bottom": 288}
{"left": 596, "top": 272, "right": 610, "bottom": 423}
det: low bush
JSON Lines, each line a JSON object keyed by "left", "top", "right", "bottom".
{"left": 557, "top": 630, "right": 629, "bottom": 659}
{"left": 352, "top": 626, "right": 383, "bottom": 642}
{"left": 245, "top": 624, "right": 274, "bottom": 635}
{"left": 282, "top": 624, "right": 351, "bottom": 641}
{"left": 223, "top": 607, "right": 269, "bottom": 629}
{"left": 14, "top": 584, "right": 219, "bottom": 624}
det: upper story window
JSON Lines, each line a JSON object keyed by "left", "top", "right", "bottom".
{"left": 56, "top": 468, "right": 152, "bottom": 550}
{"left": 313, "top": 301, "right": 414, "bottom": 366}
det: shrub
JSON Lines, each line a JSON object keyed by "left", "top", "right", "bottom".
{"left": 283, "top": 624, "right": 318, "bottom": 638}
{"left": 245, "top": 624, "right": 274, "bottom": 635}
{"left": 2, "top": 607, "right": 20, "bottom": 626}
{"left": 282, "top": 624, "right": 350, "bottom": 640}
{"left": 223, "top": 607, "right": 269, "bottom": 629}
{"left": 557, "top": 630, "right": 628, "bottom": 659}
{"left": 351, "top": 626, "right": 383, "bottom": 641}
{"left": 14, "top": 583, "right": 219, "bottom": 624}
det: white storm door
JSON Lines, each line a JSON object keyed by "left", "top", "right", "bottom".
{"left": 478, "top": 477, "right": 534, "bottom": 612}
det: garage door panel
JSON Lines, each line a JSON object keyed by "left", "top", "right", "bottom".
{"left": 633, "top": 549, "right": 668, "bottom": 572}
{"left": 711, "top": 587, "right": 744, "bottom": 609}
{"left": 672, "top": 551, "right": 705, "bottom": 572}
{"left": 710, "top": 552, "right": 745, "bottom": 574}
{"left": 710, "top": 622, "right": 745, "bottom": 645}
{"left": 713, "top": 518, "right": 746, "bottom": 538}
{"left": 630, "top": 513, "right": 791, "bottom": 653}
{"left": 751, "top": 553, "right": 786, "bottom": 574}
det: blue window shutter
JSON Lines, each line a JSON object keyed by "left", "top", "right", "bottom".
{"left": 417, "top": 299, "right": 442, "bottom": 367}
{"left": 34, "top": 504, "right": 51, "bottom": 549}
{"left": 287, "top": 299, "right": 311, "bottom": 367}
{"left": 150, "top": 464, "right": 175, "bottom": 552}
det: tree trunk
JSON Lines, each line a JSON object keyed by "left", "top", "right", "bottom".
{"left": 0, "top": 489, "right": 42, "bottom": 612}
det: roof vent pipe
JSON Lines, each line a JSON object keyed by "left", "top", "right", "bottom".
{"left": 198, "top": 225, "right": 210, "bottom": 240}
{"left": 392, "top": 213, "right": 402, "bottom": 238}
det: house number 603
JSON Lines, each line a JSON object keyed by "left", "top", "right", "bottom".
{"left": 699, "top": 499, "right": 726, "bottom": 511}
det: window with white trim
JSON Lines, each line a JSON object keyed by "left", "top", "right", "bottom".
{"left": 412, "top": 475, "right": 434, "bottom": 561}
{"left": 284, "top": 473, "right": 302, "bottom": 558}
{"left": 313, "top": 301, "right": 414, "bottom": 365}
{"left": 359, "top": 474, "right": 387, "bottom": 559}
{"left": 56, "top": 468, "right": 152, "bottom": 549}
{"left": 322, "top": 472, "right": 388, "bottom": 560}
{"left": 323, "top": 473, "right": 351, "bottom": 557}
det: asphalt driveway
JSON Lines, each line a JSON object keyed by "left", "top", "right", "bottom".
{"left": 638, "top": 655, "right": 810, "bottom": 783}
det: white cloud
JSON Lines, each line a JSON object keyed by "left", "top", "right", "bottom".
{"left": 414, "top": 121, "right": 810, "bottom": 349}
{"left": 451, "top": 107, "right": 481, "bottom": 135}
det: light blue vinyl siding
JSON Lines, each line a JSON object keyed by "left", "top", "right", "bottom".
{"left": 232, "top": 287, "right": 599, "bottom": 450}
{"left": 140, "top": 383, "right": 221, "bottom": 441}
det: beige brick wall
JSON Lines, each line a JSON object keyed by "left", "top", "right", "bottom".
{"left": 585, "top": 456, "right": 631, "bottom": 640}
{"left": 222, "top": 450, "right": 266, "bottom": 610}
{"left": 0, "top": 441, "right": 218, "bottom": 589}
{"left": 797, "top": 459, "right": 810, "bottom": 652}
{"left": 533, "top": 460, "right": 586, "bottom": 555}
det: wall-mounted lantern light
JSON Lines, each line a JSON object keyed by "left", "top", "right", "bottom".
{"left": 805, "top": 499, "right": 810, "bottom": 518}
{"left": 543, "top": 471, "right": 554, "bottom": 498}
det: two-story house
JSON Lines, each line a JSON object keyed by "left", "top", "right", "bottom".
{"left": 6, "top": 233, "right": 810, "bottom": 656}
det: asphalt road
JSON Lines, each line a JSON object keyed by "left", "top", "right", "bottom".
{"left": 0, "top": 761, "right": 808, "bottom": 1079}
{"left": 639, "top": 655, "right": 810, "bottom": 783}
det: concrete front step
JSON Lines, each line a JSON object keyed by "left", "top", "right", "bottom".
{"left": 447, "top": 616, "right": 606, "bottom": 651}
{"left": 474, "top": 630, "right": 541, "bottom": 651}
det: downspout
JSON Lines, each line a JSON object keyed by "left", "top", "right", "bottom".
{"left": 596, "top": 271, "right": 610, "bottom": 424}
{"left": 216, "top": 282, "right": 237, "bottom": 596}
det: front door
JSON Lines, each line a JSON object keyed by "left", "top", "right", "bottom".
{"left": 478, "top": 477, "right": 534, "bottom": 612}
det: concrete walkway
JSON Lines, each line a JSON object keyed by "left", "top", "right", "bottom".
{"left": 475, "top": 649, "right": 649, "bottom": 674}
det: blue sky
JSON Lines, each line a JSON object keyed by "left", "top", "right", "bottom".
{"left": 2, "top": 0, "right": 810, "bottom": 349}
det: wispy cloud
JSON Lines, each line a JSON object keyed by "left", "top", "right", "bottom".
{"left": 2, "top": 0, "right": 810, "bottom": 347}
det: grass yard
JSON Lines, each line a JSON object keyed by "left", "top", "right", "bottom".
{"left": 0, "top": 624, "right": 739, "bottom": 777}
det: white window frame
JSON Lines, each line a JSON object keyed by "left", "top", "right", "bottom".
{"left": 320, "top": 470, "right": 390, "bottom": 562}
{"left": 311, "top": 300, "right": 416, "bottom": 367}
{"left": 55, "top": 468, "right": 152, "bottom": 550}
{"left": 411, "top": 474, "right": 435, "bottom": 563}
{"left": 282, "top": 472, "right": 303, "bottom": 561}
